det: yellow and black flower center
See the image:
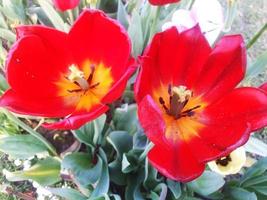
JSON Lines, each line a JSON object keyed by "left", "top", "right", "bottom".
{"left": 215, "top": 155, "right": 232, "bottom": 167}
{"left": 158, "top": 85, "right": 201, "bottom": 119}
{"left": 56, "top": 61, "right": 113, "bottom": 111}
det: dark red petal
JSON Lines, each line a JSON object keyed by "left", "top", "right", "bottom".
{"left": 52, "top": 0, "right": 80, "bottom": 11}
{"left": 149, "top": 0, "right": 180, "bottom": 5}
{"left": 102, "top": 59, "right": 137, "bottom": 103}
{"left": 194, "top": 35, "right": 246, "bottom": 102}
{"left": 135, "top": 26, "right": 211, "bottom": 102}
{"left": 0, "top": 89, "right": 75, "bottom": 117}
{"left": 138, "top": 95, "right": 166, "bottom": 146}
{"left": 68, "top": 9, "right": 131, "bottom": 81}
{"left": 7, "top": 26, "right": 72, "bottom": 98}
{"left": 148, "top": 142, "right": 205, "bottom": 182}
{"left": 42, "top": 105, "right": 109, "bottom": 130}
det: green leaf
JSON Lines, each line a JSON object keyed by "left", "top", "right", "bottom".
{"left": 108, "top": 131, "right": 132, "bottom": 185}
{"left": 251, "top": 186, "right": 267, "bottom": 196}
{"left": 74, "top": 114, "right": 106, "bottom": 146}
{"left": 37, "top": 0, "right": 65, "bottom": 31}
{"left": 167, "top": 179, "right": 181, "bottom": 199}
{"left": 0, "top": 0, "right": 26, "bottom": 22}
{"left": 228, "top": 187, "right": 257, "bottom": 200}
{"left": 187, "top": 171, "right": 225, "bottom": 196}
{"left": 113, "top": 104, "right": 138, "bottom": 135}
{"left": 117, "top": 0, "right": 128, "bottom": 29}
{"left": 242, "top": 175, "right": 267, "bottom": 188}
{"left": 5, "top": 157, "right": 61, "bottom": 186}
{"left": 241, "top": 157, "right": 267, "bottom": 185}
{"left": 0, "top": 28, "right": 16, "bottom": 42}
{"left": 128, "top": 9, "right": 144, "bottom": 57}
{"left": 0, "top": 134, "right": 48, "bottom": 159}
{"left": 89, "top": 149, "right": 109, "bottom": 199}
{"left": 125, "top": 169, "right": 145, "bottom": 200}
{"left": 62, "top": 152, "right": 102, "bottom": 186}
{"left": 246, "top": 50, "right": 267, "bottom": 79}
{"left": 245, "top": 137, "right": 267, "bottom": 157}
{"left": 47, "top": 187, "right": 87, "bottom": 200}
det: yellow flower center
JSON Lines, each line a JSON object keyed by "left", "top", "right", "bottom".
{"left": 56, "top": 61, "right": 113, "bottom": 112}
{"left": 153, "top": 84, "right": 206, "bottom": 142}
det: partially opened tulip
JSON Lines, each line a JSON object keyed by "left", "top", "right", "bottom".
{"left": 162, "top": 0, "right": 224, "bottom": 45}
{"left": 52, "top": 0, "right": 80, "bottom": 11}
{"left": 135, "top": 25, "right": 267, "bottom": 182}
{"left": 0, "top": 9, "right": 135, "bottom": 130}
{"left": 149, "top": 0, "right": 180, "bottom": 6}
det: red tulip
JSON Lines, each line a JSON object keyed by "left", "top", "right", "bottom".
{"left": 149, "top": 0, "right": 180, "bottom": 6}
{"left": 52, "top": 0, "right": 80, "bottom": 11}
{"left": 135, "top": 25, "right": 267, "bottom": 182}
{"left": 0, "top": 9, "right": 136, "bottom": 130}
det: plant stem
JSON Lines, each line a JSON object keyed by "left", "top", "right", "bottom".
{"left": 246, "top": 23, "right": 267, "bottom": 50}
{"left": 3, "top": 110, "right": 58, "bottom": 157}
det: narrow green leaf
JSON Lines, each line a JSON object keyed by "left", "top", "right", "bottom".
{"left": 37, "top": 0, "right": 65, "bottom": 31}
{"left": 0, "top": 28, "right": 16, "bottom": 42}
{"left": 246, "top": 50, "right": 267, "bottom": 79}
{"left": 0, "top": 134, "right": 48, "bottom": 159}
{"left": 251, "top": 186, "right": 267, "bottom": 196}
{"left": 5, "top": 157, "right": 61, "bottom": 186}
{"left": 245, "top": 137, "right": 267, "bottom": 157}
{"left": 117, "top": 0, "right": 128, "bottom": 29}
{"left": 167, "top": 179, "right": 181, "bottom": 199}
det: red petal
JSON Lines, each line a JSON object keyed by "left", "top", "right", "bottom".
{"left": 52, "top": 0, "right": 80, "bottom": 11}
{"left": 138, "top": 95, "right": 166, "bottom": 146}
{"left": 0, "top": 89, "right": 74, "bottom": 117}
{"left": 7, "top": 26, "right": 71, "bottom": 98}
{"left": 149, "top": 0, "right": 180, "bottom": 5}
{"left": 148, "top": 142, "right": 205, "bottom": 182}
{"left": 68, "top": 9, "right": 131, "bottom": 81}
{"left": 189, "top": 87, "right": 267, "bottom": 162}
{"left": 194, "top": 35, "right": 246, "bottom": 102}
{"left": 102, "top": 59, "right": 137, "bottom": 103}
{"left": 135, "top": 26, "right": 211, "bottom": 102}
{"left": 43, "top": 105, "right": 109, "bottom": 130}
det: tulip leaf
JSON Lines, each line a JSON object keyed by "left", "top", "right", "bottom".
{"left": 62, "top": 152, "right": 102, "bottom": 186}
{"left": 128, "top": 9, "right": 144, "bottom": 57}
{"left": 167, "top": 179, "right": 182, "bottom": 199}
{"left": 246, "top": 50, "right": 267, "bottom": 80}
{"left": 125, "top": 169, "right": 145, "bottom": 200}
{"left": 228, "top": 187, "right": 257, "bottom": 200}
{"left": 245, "top": 136, "right": 267, "bottom": 157}
{"left": 240, "top": 157, "right": 267, "bottom": 185}
{"left": 0, "top": 134, "right": 49, "bottom": 159}
{"left": 0, "top": 28, "right": 16, "bottom": 42}
{"left": 250, "top": 186, "right": 267, "bottom": 196}
{"left": 187, "top": 171, "right": 225, "bottom": 196}
{"left": 108, "top": 131, "right": 133, "bottom": 185}
{"left": 117, "top": 0, "right": 128, "bottom": 29}
{"left": 89, "top": 149, "right": 109, "bottom": 199}
{"left": 47, "top": 187, "right": 88, "bottom": 200}
{"left": 5, "top": 157, "right": 61, "bottom": 186}
{"left": 0, "top": 0, "right": 26, "bottom": 23}
{"left": 37, "top": 0, "right": 65, "bottom": 31}
{"left": 113, "top": 104, "right": 138, "bottom": 135}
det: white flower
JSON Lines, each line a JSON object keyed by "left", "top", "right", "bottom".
{"left": 162, "top": 0, "right": 224, "bottom": 45}
{"left": 208, "top": 147, "right": 246, "bottom": 176}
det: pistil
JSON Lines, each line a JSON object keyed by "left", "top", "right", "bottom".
{"left": 68, "top": 65, "right": 89, "bottom": 90}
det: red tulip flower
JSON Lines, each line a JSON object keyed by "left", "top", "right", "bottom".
{"left": 149, "top": 0, "right": 180, "bottom": 6}
{"left": 135, "top": 25, "right": 267, "bottom": 182}
{"left": 52, "top": 0, "right": 80, "bottom": 11}
{"left": 0, "top": 9, "right": 135, "bottom": 130}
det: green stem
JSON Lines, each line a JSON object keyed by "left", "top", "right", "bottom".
{"left": 246, "top": 23, "right": 267, "bottom": 50}
{"left": 3, "top": 110, "right": 58, "bottom": 157}
{"left": 139, "top": 142, "right": 154, "bottom": 162}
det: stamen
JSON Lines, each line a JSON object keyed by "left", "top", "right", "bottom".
{"left": 68, "top": 65, "right": 89, "bottom": 90}
{"left": 88, "top": 64, "right": 95, "bottom": 84}
{"left": 216, "top": 155, "right": 232, "bottom": 167}
{"left": 159, "top": 97, "right": 169, "bottom": 112}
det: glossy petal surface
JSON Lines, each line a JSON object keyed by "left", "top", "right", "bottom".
{"left": 52, "top": 0, "right": 80, "bottom": 11}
